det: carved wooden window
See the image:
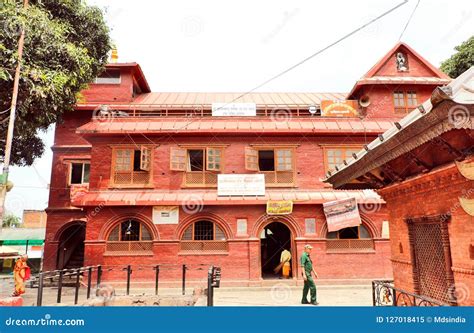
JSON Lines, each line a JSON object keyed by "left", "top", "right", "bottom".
{"left": 111, "top": 146, "right": 152, "bottom": 187}
{"left": 171, "top": 146, "right": 224, "bottom": 187}
{"left": 245, "top": 147, "right": 295, "bottom": 186}
{"left": 170, "top": 147, "right": 186, "bottom": 171}
{"left": 324, "top": 147, "right": 361, "bottom": 172}
{"left": 406, "top": 215, "right": 456, "bottom": 305}
{"left": 106, "top": 220, "right": 153, "bottom": 253}
{"left": 393, "top": 91, "right": 417, "bottom": 114}
{"left": 326, "top": 225, "right": 374, "bottom": 252}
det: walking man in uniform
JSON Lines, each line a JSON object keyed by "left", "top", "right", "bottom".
{"left": 300, "top": 244, "right": 318, "bottom": 305}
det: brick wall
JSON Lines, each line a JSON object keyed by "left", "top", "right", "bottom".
{"left": 379, "top": 163, "right": 474, "bottom": 305}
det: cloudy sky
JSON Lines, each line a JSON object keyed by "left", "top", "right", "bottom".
{"left": 4, "top": 0, "right": 473, "bottom": 220}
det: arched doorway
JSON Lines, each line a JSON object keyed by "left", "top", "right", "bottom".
{"left": 260, "top": 221, "right": 293, "bottom": 279}
{"left": 56, "top": 222, "right": 86, "bottom": 269}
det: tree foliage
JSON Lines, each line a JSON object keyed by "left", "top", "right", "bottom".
{"left": 2, "top": 213, "right": 21, "bottom": 228}
{"left": 440, "top": 36, "right": 474, "bottom": 78}
{"left": 0, "top": 0, "right": 111, "bottom": 166}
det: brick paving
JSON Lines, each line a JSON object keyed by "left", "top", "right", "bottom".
{"left": 1, "top": 276, "right": 372, "bottom": 306}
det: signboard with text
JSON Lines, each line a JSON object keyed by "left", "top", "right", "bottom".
{"left": 212, "top": 103, "right": 257, "bottom": 116}
{"left": 152, "top": 206, "right": 179, "bottom": 224}
{"left": 266, "top": 200, "right": 293, "bottom": 215}
{"left": 217, "top": 174, "right": 265, "bottom": 196}
{"left": 323, "top": 197, "right": 361, "bottom": 232}
{"left": 321, "top": 100, "right": 359, "bottom": 117}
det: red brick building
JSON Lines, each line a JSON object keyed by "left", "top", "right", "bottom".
{"left": 43, "top": 43, "right": 450, "bottom": 285}
{"left": 326, "top": 67, "right": 473, "bottom": 305}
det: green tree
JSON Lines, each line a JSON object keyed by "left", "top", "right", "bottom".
{"left": 2, "top": 213, "right": 21, "bottom": 228}
{"left": 440, "top": 36, "right": 474, "bottom": 78}
{"left": 0, "top": 0, "right": 111, "bottom": 166}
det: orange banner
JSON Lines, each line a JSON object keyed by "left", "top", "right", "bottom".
{"left": 321, "top": 100, "right": 359, "bottom": 117}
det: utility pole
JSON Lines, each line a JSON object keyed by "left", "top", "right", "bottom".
{"left": 0, "top": 0, "right": 29, "bottom": 227}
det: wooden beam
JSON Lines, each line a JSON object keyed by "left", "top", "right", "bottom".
{"left": 364, "top": 172, "right": 385, "bottom": 188}
{"left": 381, "top": 164, "right": 404, "bottom": 183}
{"left": 406, "top": 151, "right": 431, "bottom": 172}
{"left": 431, "top": 137, "right": 464, "bottom": 160}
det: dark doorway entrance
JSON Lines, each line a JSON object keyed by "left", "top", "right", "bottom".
{"left": 260, "top": 222, "right": 293, "bottom": 279}
{"left": 56, "top": 222, "right": 86, "bottom": 269}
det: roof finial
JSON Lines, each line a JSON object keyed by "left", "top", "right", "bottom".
{"left": 110, "top": 48, "right": 118, "bottom": 63}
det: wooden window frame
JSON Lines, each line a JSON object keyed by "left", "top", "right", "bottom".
{"left": 110, "top": 145, "right": 155, "bottom": 188}
{"left": 179, "top": 221, "right": 228, "bottom": 254}
{"left": 246, "top": 145, "right": 297, "bottom": 187}
{"left": 325, "top": 225, "right": 374, "bottom": 253}
{"left": 322, "top": 145, "right": 362, "bottom": 173}
{"left": 393, "top": 90, "right": 418, "bottom": 114}
{"left": 326, "top": 224, "right": 371, "bottom": 240}
{"left": 172, "top": 145, "right": 227, "bottom": 188}
{"left": 105, "top": 220, "right": 153, "bottom": 254}
{"left": 68, "top": 160, "right": 91, "bottom": 186}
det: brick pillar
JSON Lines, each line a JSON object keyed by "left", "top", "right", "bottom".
{"left": 248, "top": 238, "right": 261, "bottom": 283}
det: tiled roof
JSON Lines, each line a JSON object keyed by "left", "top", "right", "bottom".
{"left": 77, "top": 92, "right": 347, "bottom": 110}
{"left": 70, "top": 189, "right": 384, "bottom": 207}
{"left": 326, "top": 66, "right": 474, "bottom": 188}
{"left": 77, "top": 118, "right": 396, "bottom": 134}
{"left": 356, "top": 76, "right": 450, "bottom": 85}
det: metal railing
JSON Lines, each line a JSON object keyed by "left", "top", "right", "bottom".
{"left": 34, "top": 264, "right": 216, "bottom": 306}
{"left": 372, "top": 280, "right": 449, "bottom": 306}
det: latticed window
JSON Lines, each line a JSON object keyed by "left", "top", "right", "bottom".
{"left": 324, "top": 147, "right": 361, "bottom": 172}
{"left": 106, "top": 220, "right": 153, "bottom": 253}
{"left": 112, "top": 146, "right": 152, "bottom": 186}
{"left": 245, "top": 147, "right": 295, "bottom": 186}
{"left": 326, "top": 224, "right": 374, "bottom": 252}
{"left": 180, "top": 221, "right": 228, "bottom": 253}
{"left": 170, "top": 146, "right": 224, "bottom": 187}
{"left": 393, "top": 91, "right": 418, "bottom": 114}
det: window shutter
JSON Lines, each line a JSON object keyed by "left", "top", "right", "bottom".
{"left": 245, "top": 147, "right": 258, "bottom": 171}
{"left": 206, "top": 147, "right": 222, "bottom": 171}
{"left": 140, "top": 146, "right": 151, "bottom": 171}
{"left": 170, "top": 147, "right": 186, "bottom": 171}
{"left": 276, "top": 149, "right": 293, "bottom": 171}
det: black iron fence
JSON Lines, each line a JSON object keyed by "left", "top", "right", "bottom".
{"left": 34, "top": 264, "right": 219, "bottom": 306}
{"left": 372, "top": 280, "right": 449, "bottom": 306}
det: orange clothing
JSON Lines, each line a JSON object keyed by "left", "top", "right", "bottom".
{"left": 12, "top": 258, "right": 29, "bottom": 297}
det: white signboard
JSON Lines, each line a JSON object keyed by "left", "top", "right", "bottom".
{"left": 153, "top": 206, "right": 179, "bottom": 224}
{"left": 217, "top": 174, "right": 265, "bottom": 196}
{"left": 212, "top": 103, "right": 257, "bottom": 116}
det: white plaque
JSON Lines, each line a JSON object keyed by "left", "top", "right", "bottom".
{"left": 212, "top": 103, "right": 256, "bottom": 116}
{"left": 153, "top": 206, "right": 179, "bottom": 224}
{"left": 305, "top": 218, "right": 316, "bottom": 235}
{"left": 217, "top": 174, "right": 265, "bottom": 196}
{"left": 237, "top": 219, "right": 248, "bottom": 235}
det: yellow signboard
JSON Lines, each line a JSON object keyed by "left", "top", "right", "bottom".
{"left": 321, "top": 100, "right": 359, "bottom": 117}
{"left": 266, "top": 200, "right": 293, "bottom": 215}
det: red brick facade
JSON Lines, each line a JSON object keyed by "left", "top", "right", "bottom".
{"left": 43, "top": 43, "right": 448, "bottom": 285}
{"left": 379, "top": 163, "right": 474, "bottom": 306}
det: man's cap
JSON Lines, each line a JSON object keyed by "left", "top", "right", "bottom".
{"left": 304, "top": 244, "right": 313, "bottom": 249}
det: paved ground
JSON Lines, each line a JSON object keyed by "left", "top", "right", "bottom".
{"left": 0, "top": 276, "right": 373, "bottom": 306}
